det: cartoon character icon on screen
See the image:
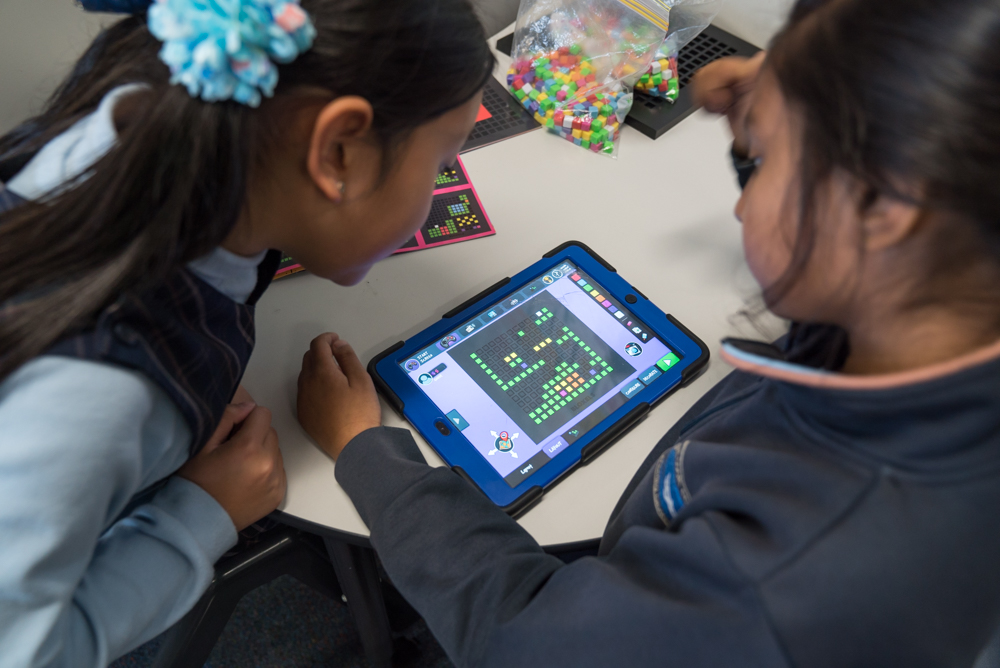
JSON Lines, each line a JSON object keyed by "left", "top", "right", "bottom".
{"left": 405, "top": 359, "right": 420, "bottom": 372}
{"left": 625, "top": 342, "right": 642, "bottom": 357}
{"left": 489, "top": 430, "right": 520, "bottom": 458}
{"left": 542, "top": 276, "right": 554, "bottom": 285}
{"left": 438, "top": 333, "right": 459, "bottom": 349}
{"left": 418, "top": 374, "right": 433, "bottom": 385}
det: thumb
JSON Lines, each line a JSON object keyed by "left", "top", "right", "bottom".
{"left": 202, "top": 401, "right": 256, "bottom": 454}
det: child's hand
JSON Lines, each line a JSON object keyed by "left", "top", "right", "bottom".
{"left": 691, "top": 52, "right": 766, "bottom": 155}
{"left": 297, "top": 333, "right": 382, "bottom": 461}
{"left": 177, "top": 401, "right": 287, "bottom": 531}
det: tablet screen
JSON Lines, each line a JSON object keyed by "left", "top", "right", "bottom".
{"left": 398, "top": 261, "right": 682, "bottom": 487}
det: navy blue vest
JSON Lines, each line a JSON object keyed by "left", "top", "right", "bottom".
{"left": 0, "top": 187, "right": 281, "bottom": 456}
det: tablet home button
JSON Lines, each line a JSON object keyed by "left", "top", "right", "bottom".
{"left": 435, "top": 419, "right": 452, "bottom": 436}
{"left": 625, "top": 294, "right": 638, "bottom": 304}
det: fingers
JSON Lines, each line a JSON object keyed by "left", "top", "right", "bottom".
{"left": 331, "top": 339, "right": 369, "bottom": 386}
{"left": 691, "top": 53, "right": 766, "bottom": 112}
{"left": 303, "top": 333, "right": 346, "bottom": 376}
{"left": 203, "top": 401, "right": 257, "bottom": 453}
{"left": 234, "top": 405, "right": 274, "bottom": 446}
{"left": 232, "top": 384, "right": 255, "bottom": 405}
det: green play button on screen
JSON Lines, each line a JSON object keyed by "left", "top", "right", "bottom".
{"left": 656, "top": 353, "right": 681, "bottom": 373}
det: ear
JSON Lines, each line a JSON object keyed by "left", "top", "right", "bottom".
{"left": 306, "top": 96, "right": 375, "bottom": 202}
{"left": 861, "top": 193, "right": 923, "bottom": 252}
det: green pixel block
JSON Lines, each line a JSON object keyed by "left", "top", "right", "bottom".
{"left": 535, "top": 418, "right": 542, "bottom": 424}
{"left": 539, "top": 360, "right": 545, "bottom": 365}
{"left": 535, "top": 320, "right": 541, "bottom": 325}
{"left": 596, "top": 356, "right": 602, "bottom": 361}
{"left": 529, "top": 412, "right": 536, "bottom": 418}
{"left": 509, "top": 361, "right": 516, "bottom": 367}
{"left": 527, "top": 368, "right": 534, "bottom": 374}
{"left": 607, "top": 367, "right": 613, "bottom": 372}
{"left": 590, "top": 360, "right": 596, "bottom": 365}
{"left": 516, "top": 358, "right": 522, "bottom": 364}
{"left": 518, "top": 331, "right": 525, "bottom": 337}
{"left": 486, "top": 368, "right": 493, "bottom": 375}
{"left": 520, "top": 372, "right": 527, "bottom": 378}
{"left": 584, "top": 346, "right": 591, "bottom": 351}
{"left": 573, "top": 363, "right": 580, "bottom": 369}
{"left": 547, "top": 409, "right": 555, "bottom": 415}
{"left": 490, "top": 373, "right": 497, "bottom": 379}
{"left": 562, "top": 326, "right": 569, "bottom": 332}
{"left": 583, "top": 284, "right": 593, "bottom": 291}
{"left": 554, "top": 405, "right": 561, "bottom": 411}
{"left": 559, "top": 400, "right": 567, "bottom": 406}
{"left": 573, "top": 336, "right": 580, "bottom": 341}
{"left": 497, "top": 380, "right": 503, "bottom": 385}
{"left": 470, "top": 353, "right": 477, "bottom": 358}
{"left": 532, "top": 364, "right": 539, "bottom": 370}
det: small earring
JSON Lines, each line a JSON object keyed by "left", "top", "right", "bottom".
{"left": 336, "top": 181, "right": 345, "bottom": 195}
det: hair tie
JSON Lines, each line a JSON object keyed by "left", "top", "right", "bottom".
{"left": 78, "top": 0, "right": 155, "bottom": 12}
{"left": 147, "top": 0, "right": 316, "bottom": 108}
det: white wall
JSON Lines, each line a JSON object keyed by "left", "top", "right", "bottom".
{"left": 0, "top": 0, "right": 114, "bottom": 135}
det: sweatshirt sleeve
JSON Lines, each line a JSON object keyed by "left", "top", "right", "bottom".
{"left": 335, "top": 427, "right": 789, "bottom": 668}
{"left": 0, "top": 358, "right": 237, "bottom": 668}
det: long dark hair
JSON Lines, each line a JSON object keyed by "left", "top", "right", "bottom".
{"left": 0, "top": 0, "right": 494, "bottom": 383}
{"left": 762, "top": 0, "right": 1000, "bottom": 313}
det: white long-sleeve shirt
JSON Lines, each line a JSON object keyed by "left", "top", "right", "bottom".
{"left": 0, "top": 86, "right": 267, "bottom": 667}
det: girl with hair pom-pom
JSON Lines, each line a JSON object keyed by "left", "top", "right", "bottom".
{"left": 0, "top": 0, "right": 494, "bottom": 663}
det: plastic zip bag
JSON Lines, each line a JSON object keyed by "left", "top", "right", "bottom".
{"left": 507, "top": 0, "right": 674, "bottom": 157}
{"left": 634, "top": 0, "right": 724, "bottom": 101}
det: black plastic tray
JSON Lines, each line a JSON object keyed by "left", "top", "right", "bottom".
{"left": 495, "top": 25, "right": 761, "bottom": 141}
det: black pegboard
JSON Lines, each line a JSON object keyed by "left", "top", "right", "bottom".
{"left": 627, "top": 25, "right": 761, "bottom": 139}
{"left": 495, "top": 25, "right": 760, "bottom": 141}
{"left": 461, "top": 77, "right": 541, "bottom": 153}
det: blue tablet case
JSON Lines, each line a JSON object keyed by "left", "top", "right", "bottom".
{"left": 369, "top": 241, "right": 709, "bottom": 517}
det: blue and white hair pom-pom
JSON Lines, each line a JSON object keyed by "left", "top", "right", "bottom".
{"left": 148, "top": 0, "right": 317, "bottom": 107}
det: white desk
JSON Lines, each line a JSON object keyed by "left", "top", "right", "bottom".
{"left": 242, "top": 30, "right": 764, "bottom": 547}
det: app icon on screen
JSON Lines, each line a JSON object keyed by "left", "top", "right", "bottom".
{"left": 419, "top": 373, "right": 433, "bottom": 385}
{"left": 405, "top": 359, "right": 420, "bottom": 371}
{"left": 542, "top": 276, "right": 554, "bottom": 285}
{"left": 625, "top": 342, "right": 643, "bottom": 357}
{"left": 438, "top": 333, "right": 459, "bottom": 349}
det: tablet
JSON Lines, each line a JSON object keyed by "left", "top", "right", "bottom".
{"left": 369, "top": 242, "right": 709, "bottom": 516}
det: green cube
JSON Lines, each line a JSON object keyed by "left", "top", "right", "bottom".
{"left": 535, "top": 418, "right": 542, "bottom": 424}
{"left": 518, "top": 331, "right": 525, "bottom": 336}
{"left": 570, "top": 44, "right": 581, "bottom": 55}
